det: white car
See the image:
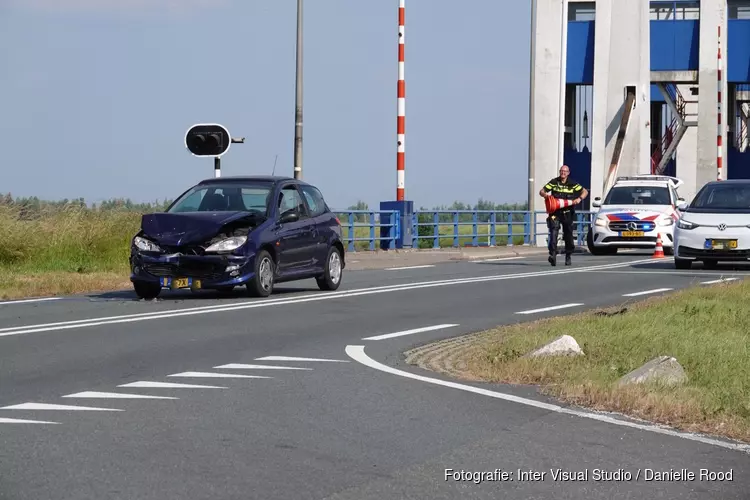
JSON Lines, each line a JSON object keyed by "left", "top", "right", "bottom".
{"left": 587, "top": 175, "right": 686, "bottom": 255}
{"left": 674, "top": 179, "right": 750, "bottom": 269}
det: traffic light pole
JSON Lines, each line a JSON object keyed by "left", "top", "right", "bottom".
{"left": 293, "top": 0, "right": 304, "bottom": 180}
{"left": 214, "top": 157, "right": 221, "bottom": 178}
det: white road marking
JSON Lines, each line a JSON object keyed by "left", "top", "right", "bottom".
{"left": 384, "top": 264, "right": 435, "bottom": 271}
{"left": 472, "top": 257, "right": 526, "bottom": 263}
{"left": 167, "top": 371, "right": 271, "bottom": 379}
{"left": 62, "top": 391, "right": 178, "bottom": 400}
{"left": 0, "top": 402, "right": 122, "bottom": 411}
{"left": 515, "top": 303, "right": 584, "bottom": 315}
{"left": 595, "top": 270, "right": 747, "bottom": 277}
{"left": 0, "top": 417, "right": 60, "bottom": 424}
{"left": 0, "top": 297, "right": 61, "bottom": 306}
{"left": 0, "top": 258, "right": 661, "bottom": 338}
{"left": 622, "top": 288, "right": 673, "bottom": 297}
{"left": 255, "top": 356, "right": 349, "bottom": 363}
{"left": 345, "top": 345, "right": 750, "bottom": 454}
{"left": 214, "top": 363, "right": 312, "bottom": 371}
{"left": 701, "top": 278, "right": 739, "bottom": 285}
{"left": 117, "top": 381, "right": 227, "bottom": 389}
{"left": 362, "top": 324, "right": 459, "bottom": 341}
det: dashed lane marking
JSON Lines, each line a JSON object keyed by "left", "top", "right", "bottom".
{"left": 384, "top": 265, "right": 436, "bottom": 271}
{"left": 255, "top": 356, "right": 349, "bottom": 363}
{"left": 118, "top": 381, "right": 227, "bottom": 389}
{"left": 62, "top": 391, "right": 178, "bottom": 400}
{"left": 345, "top": 345, "right": 750, "bottom": 454}
{"left": 701, "top": 278, "right": 739, "bottom": 285}
{"left": 0, "top": 417, "right": 60, "bottom": 424}
{"left": 214, "top": 363, "right": 312, "bottom": 371}
{"left": 516, "top": 303, "right": 584, "bottom": 315}
{"left": 0, "top": 297, "right": 61, "bottom": 306}
{"left": 167, "top": 371, "right": 271, "bottom": 379}
{"left": 622, "top": 288, "right": 673, "bottom": 297}
{"left": 362, "top": 324, "right": 459, "bottom": 341}
{"left": 0, "top": 402, "right": 123, "bottom": 412}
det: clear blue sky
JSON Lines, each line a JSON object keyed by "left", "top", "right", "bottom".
{"left": 1, "top": 0, "right": 532, "bottom": 210}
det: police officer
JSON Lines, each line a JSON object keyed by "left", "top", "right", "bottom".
{"left": 539, "top": 165, "right": 588, "bottom": 266}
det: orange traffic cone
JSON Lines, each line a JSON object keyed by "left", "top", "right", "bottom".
{"left": 545, "top": 197, "right": 575, "bottom": 214}
{"left": 653, "top": 233, "right": 665, "bottom": 258}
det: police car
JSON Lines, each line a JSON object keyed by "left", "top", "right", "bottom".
{"left": 586, "top": 175, "right": 686, "bottom": 255}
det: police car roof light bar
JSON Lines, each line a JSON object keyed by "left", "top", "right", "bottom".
{"left": 614, "top": 175, "right": 683, "bottom": 189}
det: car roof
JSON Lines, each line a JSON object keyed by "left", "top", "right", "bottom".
{"left": 196, "top": 175, "right": 311, "bottom": 186}
{"left": 612, "top": 175, "right": 683, "bottom": 189}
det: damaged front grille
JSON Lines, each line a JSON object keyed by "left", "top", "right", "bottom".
{"left": 143, "top": 261, "right": 226, "bottom": 280}
{"left": 160, "top": 245, "right": 206, "bottom": 256}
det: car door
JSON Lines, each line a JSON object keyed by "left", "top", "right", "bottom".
{"left": 273, "top": 184, "right": 316, "bottom": 273}
{"left": 300, "top": 184, "right": 332, "bottom": 271}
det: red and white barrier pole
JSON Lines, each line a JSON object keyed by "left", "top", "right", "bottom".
{"left": 397, "top": 0, "right": 405, "bottom": 201}
{"left": 718, "top": 25, "right": 723, "bottom": 181}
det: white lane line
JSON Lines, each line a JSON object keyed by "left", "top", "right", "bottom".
{"left": 117, "top": 381, "right": 227, "bottom": 389}
{"left": 472, "top": 257, "right": 526, "bottom": 263}
{"left": 516, "top": 303, "right": 584, "bottom": 315}
{"left": 345, "top": 345, "right": 750, "bottom": 454}
{"left": 384, "top": 265, "right": 436, "bottom": 271}
{"left": 701, "top": 278, "right": 739, "bottom": 285}
{"left": 167, "top": 371, "right": 271, "bottom": 379}
{"left": 0, "top": 258, "right": 662, "bottom": 338}
{"left": 255, "top": 356, "right": 349, "bottom": 363}
{"left": 62, "top": 391, "right": 177, "bottom": 400}
{"left": 214, "top": 363, "right": 312, "bottom": 371}
{"left": 362, "top": 324, "right": 459, "bottom": 341}
{"left": 0, "top": 417, "right": 60, "bottom": 424}
{"left": 0, "top": 297, "right": 61, "bottom": 306}
{"left": 623, "top": 288, "right": 673, "bottom": 297}
{"left": 0, "top": 402, "right": 123, "bottom": 412}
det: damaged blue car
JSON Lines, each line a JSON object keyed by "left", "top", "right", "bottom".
{"left": 129, "top": 176, "right": 346, "bottom": 299}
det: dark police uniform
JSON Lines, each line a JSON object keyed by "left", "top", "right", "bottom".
{"left": 542, "top": 176, "right": 584, "bottom": 263}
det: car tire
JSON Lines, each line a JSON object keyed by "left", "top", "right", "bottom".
{"left": 316, "top": 246, "right": 343, "bottom": 291}
{"left": 133, "top": 281, "right": 161, "bottom": 300}
{"left": 247, "top": 250, "right": 275, "bottom": 297}
{"left": 674, "top": 258, "right": 692, "bottom": 270}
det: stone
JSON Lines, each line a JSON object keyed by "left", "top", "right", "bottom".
{"left": 618, "top": 356, "right": 688, "bottom": 387}
{"left": 524, "top": 335, "right": 584, "bottom": 358}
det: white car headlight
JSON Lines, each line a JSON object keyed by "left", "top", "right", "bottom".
{"left": 133, "top": 236, "right": 162, "bottom": 252}
{"left": 677, "top": 219, "right": 697, "bottom": 230}
{"left": 205, "top": 236, "right": 247, "bottom": 253}
{"left": 594, "top": 216, "right": 607, "bottom": 227}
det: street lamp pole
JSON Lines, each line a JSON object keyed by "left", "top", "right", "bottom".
{"left": 293, "top": 0, "right": 304, "bottom": 180}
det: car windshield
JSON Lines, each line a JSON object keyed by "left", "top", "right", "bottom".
{"left": 603, "top": 186, "right": 671, "bottom": 205}
{"left": 167, "top": 183, "right": 273, "bottom": 216}
{"left": 690, "top": 184, "right": 750, "bottom": 210}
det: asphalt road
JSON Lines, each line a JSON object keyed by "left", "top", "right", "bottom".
{"left": 1, "top": 252, "right": 749, "bottom": 500}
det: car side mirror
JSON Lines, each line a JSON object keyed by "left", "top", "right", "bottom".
{"left": 279, "top": 211, "right": 299, "bottom": 224}
{"left": 676, "top": 201, "right": 688, "bottom": 211}
{"left": 592, "top": 197, "right": 601, "bottom": 208}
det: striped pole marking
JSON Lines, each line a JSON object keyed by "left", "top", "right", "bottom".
{"left": 397, "top": 0, "right": 405, "bottom": 201}
{"left": 718, "top": 25, "right": 723, "bottom": 181}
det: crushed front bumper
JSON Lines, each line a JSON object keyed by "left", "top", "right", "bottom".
{"left": 130, "top": 251, "right": 256, "bottom": 289}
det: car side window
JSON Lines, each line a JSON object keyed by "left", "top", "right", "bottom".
{"left": 300, "top": 185, "right": 327, "bottom": 218}
{"left": 277, "top": 185, "right": 309, "bottom": 219}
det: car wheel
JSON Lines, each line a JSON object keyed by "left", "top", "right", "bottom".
{"left": 316, "top": 246, "right": 343, "bottom": 291}
{"left": 133, "top": 281, "right": 161, "bottom": 300}
{"left": 247, "top": 250, "right": 275, "bottom": 297}
{"left": 674, "top": 258, "right": 692, "bottom": 270}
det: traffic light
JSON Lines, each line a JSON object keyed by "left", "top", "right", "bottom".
{"left": 185, "top": 123, "right": 231, "bottom": 157}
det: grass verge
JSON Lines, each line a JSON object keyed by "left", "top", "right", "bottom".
{"left": 407, "top": 280, "right": 750, "bottom": 443}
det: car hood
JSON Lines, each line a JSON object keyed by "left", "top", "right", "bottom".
{"left": 596, "top": 205, "right": 675, "bottom": 221}
{"left": 679, "top": 211, "right": 750, "bottom": 227}
{"left": 141, "top": 211, "right": 258, "bottom": 246}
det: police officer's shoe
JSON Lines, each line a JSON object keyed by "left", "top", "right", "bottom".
{"left": 565, "top": 254, "right": 572, "bottom": 266}
{"left": 548, "top": 254, "right": 556, "bottom": 266}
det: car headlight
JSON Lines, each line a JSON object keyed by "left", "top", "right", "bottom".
{"left": 657, "top": 217, "right": 674, "bottom": 226}
{"left": 677, "top": 219, "right": 697, "bottom": 230}
{"left": 594, "top": 216, "right": 607, "bottom": 227}
{"left": 133, "top": 236, "right": 162, "bottom": 252}
{"left": 205, "top": 236, "right": 247, "bottom": 253}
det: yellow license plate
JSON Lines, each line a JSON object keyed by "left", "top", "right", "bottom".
{"left": 172, "top": 277, "right": 189, "bottom": 289}
{"left": 710, "top": 239, "right": 738, "bottom": 250}
{"left": 621, "top": 231, "right": 644, "bottom": 237}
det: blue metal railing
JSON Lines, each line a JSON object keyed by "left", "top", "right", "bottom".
{"left": 334, "top": 209, "right": 594, "bottom": 252}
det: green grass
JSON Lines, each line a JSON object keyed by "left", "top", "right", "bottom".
{"left": 458, "top": 280, "right": 750, "bottom": 442}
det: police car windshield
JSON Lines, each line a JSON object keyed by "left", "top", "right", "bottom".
{"left": 603, "top": 186, "right": 670, "bottom": 205}
{"left": 167, "top": 184, "right": 272, "bottom": 216}
{"left": 690, "top": 184, "right": 750, "bottom": 210}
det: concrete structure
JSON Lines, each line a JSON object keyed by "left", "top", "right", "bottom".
{"left": 528, "top": 0, "right": 750, "bottom": 248}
